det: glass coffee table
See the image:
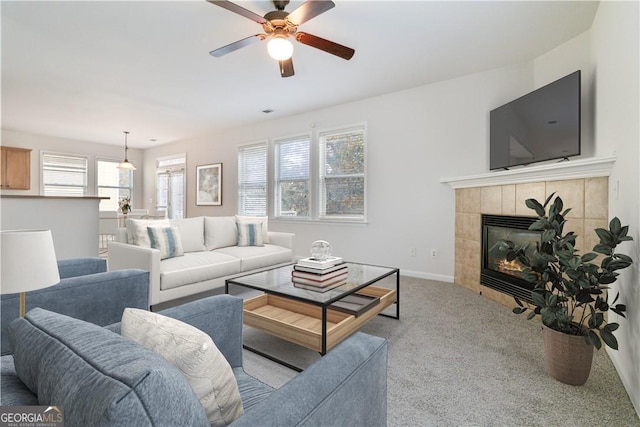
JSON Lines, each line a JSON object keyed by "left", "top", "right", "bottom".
{"left": 225, "top": 262, "right": 399, "bottom": 370}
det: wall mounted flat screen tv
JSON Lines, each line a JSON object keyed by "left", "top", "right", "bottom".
{"left": 490, "top": 70, "right": 581, "bottom": 170}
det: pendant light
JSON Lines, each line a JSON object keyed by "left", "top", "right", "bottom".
{"left": 117, "top": 131, "right": 136, "bottom": 170}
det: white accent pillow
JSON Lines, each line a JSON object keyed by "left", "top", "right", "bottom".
{"left": 204, "top": 216, "right": 238, "bottom": 250}
{"left": 169, "top": 217, "right": 205, "bottom": 253}
{"left": 237, "top": 221, "right": 263, "bottom": 247}
{"left": 147, "top": 227, "right": 185, "bottom": 260}
{"left": 121, "top": 308, "right": 244, "bottom": 427}
{"left": 235, "top": 215, "right": 270, "bottom": 244}
{"left": 126, "top": 218, "right": 170, "bottom": 247}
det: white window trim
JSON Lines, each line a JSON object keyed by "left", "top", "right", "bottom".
{"left": 316, "top": 122, "right": 367, "bottom": 222}
{"left": 273, "top": 133, "right": 312, "bottom": 219}
{"left": 155, "top": 153, "right": 186, "bottom": 219}
{"left": 95, "top": 156, "right": 134, "bottom": 207}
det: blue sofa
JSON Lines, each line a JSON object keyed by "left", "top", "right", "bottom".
{"left": 0, "top": 259, "right": 388, "bottom": 426}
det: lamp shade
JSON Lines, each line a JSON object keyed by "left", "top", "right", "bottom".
{"left": 117, "top": 160, "right": 136, "bottom": 170}
{"left": 1, "top": 230, "right": 60, "bottom": 295}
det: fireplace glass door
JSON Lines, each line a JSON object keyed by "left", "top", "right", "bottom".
{"left": 481, "top": 215, "right": 541, "bottom": 302}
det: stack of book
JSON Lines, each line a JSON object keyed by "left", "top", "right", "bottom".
{"left": 292, "top": 257, "right": 348, "bottom": 292}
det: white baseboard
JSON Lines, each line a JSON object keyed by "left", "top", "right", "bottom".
{"left": 400, "top": 270, "right": 454, "bottom": 283}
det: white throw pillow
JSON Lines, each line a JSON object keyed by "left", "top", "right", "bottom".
{"left": 127, "top": 218, "right": 170, "bottom": 247}
{"left": 169, "top": 217, "right": 205, "bottom": 253}
{"left": 204, "top": 216, "right": 238, "bottom": 250}
{"left": 235, "top": 215, "right": 270, "bottom": 244}
{"left": 121, "top": 308, "right": 244, "bottom": 427}
{"left": 147, "top": 227, "right": 185, "bottom": 260}
{"left": 237, "top": 221, "right": 263, "bottom": 247}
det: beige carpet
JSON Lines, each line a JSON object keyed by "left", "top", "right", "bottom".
{"left": 239, "top": 276, "right": 640, "bottom": 426}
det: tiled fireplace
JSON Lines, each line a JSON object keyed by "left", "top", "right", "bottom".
{"left": 453, "top": 175, "right": 609, "bottom": 307}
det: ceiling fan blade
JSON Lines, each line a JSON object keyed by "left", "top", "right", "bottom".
{"left": 206, "top": 0, "right": 267, "bottom": 24}
{"left": 279, "top": 58, "right": 295, "bottom": 78}
{"left": 295, "top": 32, "right": 354, "bottom": 60}
{"left": 286, "top": 0, "right": 335, "bottom": 26}
{"left": 209, "top": 34, "right": 265, "bottom": 57}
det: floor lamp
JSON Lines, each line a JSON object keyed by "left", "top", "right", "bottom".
{"left": 1, "top": 230, "right": 60, "bottom": 317}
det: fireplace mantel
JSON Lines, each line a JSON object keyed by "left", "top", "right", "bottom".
{"left": 440, "top": 156, "right": 615, "bottom": 189}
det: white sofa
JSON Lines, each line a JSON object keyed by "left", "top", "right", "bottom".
{"left": 107, "top": 216, "right": 294, "bottom": 306}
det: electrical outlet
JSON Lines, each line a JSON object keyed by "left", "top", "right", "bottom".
{"left": 431, "top": 249, "right": 438, "bottom": 259}
{"left": 410, "top": 248, "right": 416, "bottom": 257}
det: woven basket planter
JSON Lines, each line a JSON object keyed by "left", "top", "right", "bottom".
{"left": 542, "top": 324, "right": 594, "bottom": 386}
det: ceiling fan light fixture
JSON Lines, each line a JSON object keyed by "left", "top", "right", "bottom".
{"left": 267, "top": 36, "right": 293, "bottom": 60}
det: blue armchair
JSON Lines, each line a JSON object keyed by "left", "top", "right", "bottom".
{"left": 0, "top": 257, "right": 149, "bottom": 354}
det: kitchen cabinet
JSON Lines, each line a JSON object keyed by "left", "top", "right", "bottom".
{"left": 1, "top": 146, "right": 31, "bottom": 190}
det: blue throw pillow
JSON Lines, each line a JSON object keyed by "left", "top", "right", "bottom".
{"left": 147, "top": 226, "right": 185, "bottom": 259}
{"left": 237, "top": 221, "right": 263, "bottom": 247}
{"left": 9, "top": 308, "right": 208, "bottom": 427}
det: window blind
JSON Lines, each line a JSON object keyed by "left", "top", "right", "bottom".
{"left": 238, "top": 143, "right": 267, "bottom": 216}
{"left": 42, "top": 153, "right": 88, "bottom": 196}
{"left": 274, "top": 135, "right": 310, "bottom": 217}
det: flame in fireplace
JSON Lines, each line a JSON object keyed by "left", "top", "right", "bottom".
{"left": 496, "top": 258, "right": 526, "bottom": 278}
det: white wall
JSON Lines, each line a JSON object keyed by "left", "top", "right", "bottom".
{"left": 0, "top": 129, "right": 144, "bottom": 208}
{"left": 1, "top": 196, "right": 100, "bottom": 259}
{"left": 142, "top": 63, "right": 533, "bottom": 280}
{"left": 591, "top": 0, "right": 640, "bottom": 416}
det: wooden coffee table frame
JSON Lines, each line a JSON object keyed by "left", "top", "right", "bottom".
{"left": 225, "top": 263, "right": 399, "bottom": 371}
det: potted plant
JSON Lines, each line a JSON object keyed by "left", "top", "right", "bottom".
{"left": 498, "top": 193, "right": 633, "bottom": 385}
{"left": 119, "top": 197, "right": 131, "bottom": 215}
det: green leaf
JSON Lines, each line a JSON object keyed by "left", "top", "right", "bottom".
{"left": 595, "top": 228, "right": 615, "bottom": 245}
{"left": 587, "top": 330, "right": 602, "bottom": 350}
{"left": 542, "top": 229, "right": 557, "bottom": 242}
{"left": 524, "top": 272, "right": 539, "bottom": 283}
{"left": 598, "top": 274, "right": 617, "bottom": 285}
{"left": 532, "top": 292, "right": 546, "bottom": 307}
{"left": 609, "top": 217, "right": 622, "bottom": 235}
{"left": 513, "top": 307, "right": 526, "bottom": 314}
{"left": 543, "top": 193, "right": 555, "bottom": 208}
{"left": 616, "top": 254, "right": 633, "bottom": 264}
{"left": 600, "top": 328, "right": 619, "bottom": 350}
{"left": 529, "top": 220, "right": 547, "bottom": 231}
{"left": 605, "top": 323, "right": 620, "bottom": 332}
{"left": 608, "top": 260, "right": 632, "bottom": 271}
{"left": 581, "top": 252, "right": 598, "bottom": 263}
{"left": 526, "top": 198, "right": 546, "bottom": 217}
{"left": 593, "top": 244, "right": 613, "bottom": 255}
{"left": 611, "top": 304, "right": 626, "bottom": 317}
{"left": 526, "top": 311, "right": 537, "bottom": 320}
{"left": 552, "top": 197, "right": 564, "bottom": 215}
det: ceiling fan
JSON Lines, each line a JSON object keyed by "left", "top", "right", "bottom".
{"left": 207, "top": 0, "right": 355, "bottom": 78}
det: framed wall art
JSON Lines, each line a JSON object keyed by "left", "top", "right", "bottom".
{"left": 196, "top": 163, "right": 222, "bottom": 206}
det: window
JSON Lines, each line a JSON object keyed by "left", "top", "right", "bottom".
{"left": 274, "top": 135, "right": 310, "bottom": 218}
{"left": 42, "top": 153, "right": 88, "bottom": 196}
{"left": 236, "top": 123, "right": 366, "bottom": 222}
{"left": 97, "top": 158, "right": 133, "bottom": 211}
{"left": 156, "top": 155, "right": 185, "bottom": 219}
{"left": 319, "top": 126, "right": 366, "bottom": 220}
{"left": 238, "top": 143, "right": 267, "bottom": 216}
